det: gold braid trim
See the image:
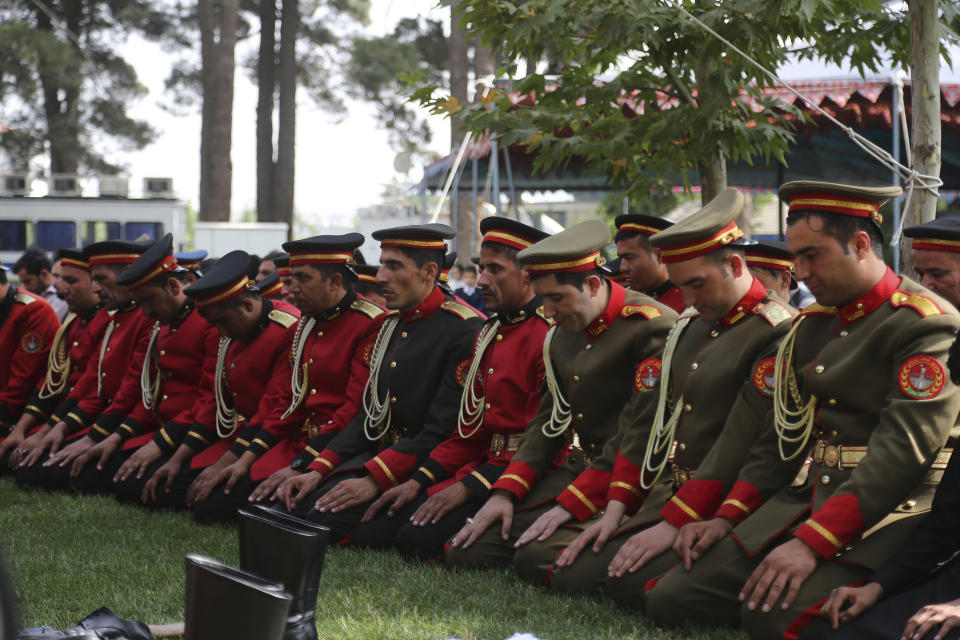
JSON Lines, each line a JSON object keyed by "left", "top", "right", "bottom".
{"left": 773, "top": 317, "right": 818, "bottom": 461}
{"left": 362, "top": 315, "right": 401, "bottom": 441}
{"left": 38, "top": 312, "right": 77, "bottom": 399}
{"left": 541, "top": 326, "right": 573, "bottom": 438}
{"left": 457, "top": 319, "right": 501, "bottom": 438}
{"left": 140, "top": 322, "right": 162, "bottom": 411}
{"left": 214, "top": 336, "right": 240, "bottom": 437}
{"left": 281, "top": 317, "right": 316, "bottom": 419}
{"left": 96, "top": 318, "right": 117, "bottom": 397}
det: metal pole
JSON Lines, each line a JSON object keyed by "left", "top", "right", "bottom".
{"left": 472, "top": 156, "right": 478, "bottom": 226}
{"left": 623, "top": 197, "right": 628, "bottom": 215}
{"left": 891, "top": 72, "right": 903, "bottom": 271}
{"left": 777, "top": 163, "right": 785, "bottom": 240}
{"left": 502, "top": 144, "right": 518, "bottom": 219}
{"left": 491, "top": 139, "right": 500, "bottom": 216}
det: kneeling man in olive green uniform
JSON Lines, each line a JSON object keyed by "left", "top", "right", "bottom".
{"left": 643, "top": 181, "right": 960, "bottom": 640}
{"left": 528, "top": 189, "right": 796, "bottom": 600}
{"left": 445, "top": 220, "right": 678, "bottom": 573}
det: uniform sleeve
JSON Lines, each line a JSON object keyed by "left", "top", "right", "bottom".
{"left": 794, "top": 315, "right": 960, "bottom": 559}
{"left": 410, "top": 428, "right": 490, "bottom": 489}
{"left": 486, "top": 386, "right": 557, "bottom": 501}
{"left": 363, "top": 319, "right": 480, "bottom": 490}
{"left": 0, "top": 303, "right": 60, "bottom": 425}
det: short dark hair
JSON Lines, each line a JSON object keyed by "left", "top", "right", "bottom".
{"left": 786, "top": 211, "right": 883, "bottom": 258}
{"left": 13, "top": 248, "right": 52, "bottom": 275}
{"left": 263, "top": 250, "right": 286, "bottom": 263}
{"left": 480, "top": 242, "right": 521, "bottom": 265}
{"left": 702, "top": 245, "right": 747, "bottom": 268}
{"left": 530, "top": 268, "right": 606, "bottom": 292}
{"left": 216, "top": 290, "right": 260, "bottom": 311}
{"left": 354, "top": 281, "right": 383, "bottom": 297}
{"left": 395, "top": 247, "right": 445, "bottom": 281}
{"left": 300, "top": 263, "right": 357, "bottom": 287}
{"left": 145, "top": 270, "right": 191, "bottom": 289}
{"left": 0, "top": 268, "right": 6, "bottom": 284}
{"left": 462, "top": 265, "right": 477, "bottom": 276}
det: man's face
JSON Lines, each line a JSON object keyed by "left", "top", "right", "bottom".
{"left": 461, "top": 269, "right": 477, "bottom": 287}
{"left": 256, "top": 259, "right": 276, "bottom": 283}
{"left": 51, "top": 260, "right": 66, "bottom": 299}
{"left": 288, "top": 265, "right": 341, "bottom": 316}
{"left": 913, "top": 249, "right": 960, "bottom": 308}
{"left": 667, "top": 254, "right": 744, "bottom": 323}
{"left": 15, "top": 269, "right": 47, "bottom": 295}
{"left": 616, "top": 236, "right": 663, "bottom": 292}
{"left": 90, "top": 265, "right": 128, "bottom": 309}
{"left": 751, "top": 267, "right": 792, "bottom": 303}
{"left": 132, "top": 279, "right": 181, "bottom": 324}
{"left": 477, "top": 246, "right": 528, "bottom": 313}
{"left": 59, "top": 264, "right": 94, "bottom": 312}
{"left": 786, "top": 215, "right": 863, "bottom": 307}
{"left": 198, "top": 298, "right": 257, "bottom": 341}
{"left": 377, "top": 247, "right": 435, "bottom": 311}
{"left": 533, "top": 273, "right": 598, "bottom": 331}
{"left": 279, "top": 273, "right": 296, "bottom": 305}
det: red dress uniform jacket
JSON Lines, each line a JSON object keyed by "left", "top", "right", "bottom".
{"left": 107, "top": 302, "right": 219, "bottom": 451}
{"left": 0, "top": 287, "right": 61, "bottom": 430}
{"left": 408, "top": 297, "right": 551, "bottom": 499}
{"left": 182, "top": 300, "right": 301, "bottom": 470}
{"left": 22, "top": 305, "right": 109, "bottom": 424}
{"left": 234, "top": 292, "right": 387, "bottom": 481}
{"left": 60, "top": 301, "right": 155, "bottom": 439}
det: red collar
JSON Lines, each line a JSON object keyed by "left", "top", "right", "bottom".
{"left": 838, "top": 267, "right": 900, "bottom": 324}
{"left": 400, "top": 285, "right": 445, "bottom": 323}
{"left": 719, "top": 277, "right": 767, "bottom": 328}
{"left": 586, "top": 281, "right": 626, "bottom": 338}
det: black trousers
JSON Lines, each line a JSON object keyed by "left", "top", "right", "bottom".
{"left": 298, "top": 470, "right": 376, "bottom": 544}
{"left": 800, "top": 562, "right": 960, "bottom": 640}
{"left": 192, "top": 474, "right": 260, "bottom": 524}
{"left": 15, "top": 449, "right": 132, "bottom": 494}
{"left": 112, "top": 454, "right": 199, "bottom": 510}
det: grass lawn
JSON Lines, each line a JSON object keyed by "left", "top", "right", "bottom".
{"left": 0, "top": 477, "right": 747, "bottom": 640}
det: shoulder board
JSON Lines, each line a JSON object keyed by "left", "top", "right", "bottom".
{"left": 268, "top": 309, "right": 298, "bottom": 329}
{"left": 440, "top": 299, "right": 480, "bottom": 320}
{"left": 107, "top": 309, "right": 119, "bottom": 317}
{"left": 535, "top": 305, "right": 554, "bottom": 325}
{"left": 799, "top": 302, "right": 837, "bottom": 318}
{"left": 14, "top": 292, "right": 36, "bottom": 305}
{"left": 350, "top": 298, "right": 386, "bottom": 320}
{"left": 679, "top": 306, "right": 700, "bottom": 320}
{"left": 890, "top": 290, "right": 943, "bottom": 318}
{"left": 752, "top": 299, "right": 796, "bottom": 326}
{"left": 620, "top": 303, "right": 663, "bottom": 319}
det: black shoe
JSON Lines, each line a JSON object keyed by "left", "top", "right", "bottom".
{"left": 238, "top": 507, "right": 330, "bottom": 640}
{"left": 17, "top": 606, "right": 152, "bottom": 639}
{"left": 184, "top": 554, "right": 291, "bottom": 640}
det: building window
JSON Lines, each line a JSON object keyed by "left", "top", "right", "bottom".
{"left": 82, "top": 221, "right": 122, "bottom": 246}
{"left": 124, "top": 222, "right": 163, "bottom": 241}
{"left": 0, "top": 220, "right": 28, "bottom": 251}
{"left": 36, "top": 221, "right": 77, "bottom": 250}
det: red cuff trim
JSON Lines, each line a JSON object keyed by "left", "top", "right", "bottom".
{"left": 660, "top": 495, "right": 704, "bottom": 528}
{"left": 556, "top": 486, "right": 601, "bottom": 521}
{"left": 307, "top": 450, "right": 341, "bottom": 476}
{"left": 794, "top": 493, "right": 863, "bottom": 558}
{"left": 662, "top": 479, "right": 724, "bottom": 527}
{"left": 715, "top": 480, "right": 765, "bottom": 523}
{"left": 490, "top": 460, "right": 538, "bottom": 500}
{"left": 610, "top": 451, "right": 642, "bottom": 487}
{"left": 365, "top": 456, "right": 398, "bottom": 490}
{"left": 607, "top": 481, "right": 644, "bottom": 512}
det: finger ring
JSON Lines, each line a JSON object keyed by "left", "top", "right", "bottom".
{"left": 465, "top": 517, "right": 474, "bottom": 524}
{"left": 16, "top": 449, "right": 26, "bottom": 455}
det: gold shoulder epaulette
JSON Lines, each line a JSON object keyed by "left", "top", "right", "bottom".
{"left": 800, "top": 302, "right": 837, "bottom": 317}
{"left": 14, "top": 292, "right": 36, "bottom": 305}
{"left": 268, "top": 309, "right": 298, "bottom": 329}
{"left": 351, "top": 298, "right": 385, "bottom": 319}
{"left": 752, "top": 299, "right": 796, "bottom": 326}
{"left": 535, "top": 305, "right": 554, "bottom": 324}
{"left": 890, "top": 290, "right": 943, "bottom": 318}
{"left": 440, "top": 299, "right": 480, "bottom": 320}
{"left": 620, "top": 304, "right": 663, "bottom": 320}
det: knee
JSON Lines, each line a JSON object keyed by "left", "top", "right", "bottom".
{"left": 513, "top": 539, "right": 560, "bottom": 587}
{"left": 644, "top": 571, "right": 693, "bottom": 626}
{"left": 192, "top": 488, "right": 238, "bottom": 524}
{"left": 443, "top": 538, "right": 491, "bottom": 571}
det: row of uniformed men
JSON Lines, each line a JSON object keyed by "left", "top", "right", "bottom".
{"left": 3, "top": 180, "right": 960, "bottom": 639}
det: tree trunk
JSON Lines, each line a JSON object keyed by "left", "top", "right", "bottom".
{"left": 257, "top": 0, "right": 277, "bottom": 222}
{"left": 199, "top": 0, "right": 236, "bottom": 222}
{"left": 448, "top": 6, "right": 468, "bottom": 148}
{"left": 274, "top": 0, "right": 297, "bottom": 239}
{"left": 35, "top": 1, "right": 83, "bottom": 175}
{"left": 699, "top": 152, "right": 727, "bottom": 205}
{"left": 899, "top": 0, "right": 942, "bottom": 273}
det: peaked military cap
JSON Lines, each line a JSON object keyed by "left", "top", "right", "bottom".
{"left": 257, "top": 270, "right": 283, "bottom": 299}
{"left": 371, "top": 223, "right": 455, "bottom": 251}
{"left": 744, "top": 239, "right": 794, "bottom": 272}
{"left": 903, "top": 215, "right": 960, "bottom": 253}
{"left": 175, "top": 250, "right": 208, "bottom": 271}
{"left": 479, "top": 217, "right": 550, "bottom": 250}
{"left": 614, "top": 214, "right": 672, "bottom": 237}
{"left": 442, "top": 251, "right": 458, "bottom": 278}
{"left": 82, "top": 239, "right": 149, "bottom": 267}
{"left": 282, "top": 233, "right": 364, "bottom": 268}
{"left": 649, "top": 189, "right": 744, "bottom": 263}
{"left": 778, "top": 180, "right": 902, "bottom": 230}
{"left": 115, "top": 233, "right": 179, "bottom": 289}
{"left": 469, "top": 254, "right": 480, "bottom": 266}
{"left": 57, "top": 248, "right": 89, "bottom": 272}
{"left": 272, "top": 254, "right": 290, "bottom": 278}
{"left": 518, "top": 219, "right": 610, "bottom": 274}
{"left": 184, "top": 250, "right": 258, "bottom": 308}
{"left": 604, "top": 257, "right": 628, "bottom": 284}
{"left": 354, "top": 264, "right": 379, "bottom": 285}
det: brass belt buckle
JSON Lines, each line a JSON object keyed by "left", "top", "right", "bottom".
{"left": 304, "top": 420, "right": 318, "bottom": 439}
{"left": 490, "top": 433, "right": 505, "bottom": 455}
{"left": 672, "top": 464, "right": 692, "bottom": 487}
{"left": 823, "top": 445, "right": 840, "bottom": 468}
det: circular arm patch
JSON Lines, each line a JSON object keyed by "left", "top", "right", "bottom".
{"left": 753, "top": 357, "right": 777, "bottom": 398}
{"left": 635, "top": 358, "right": 662, "bottom": 393}
{"left": 899, "top": 355, "right": 945, "bottom": 399}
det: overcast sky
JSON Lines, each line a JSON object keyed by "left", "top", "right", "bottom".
{"left": 108, "top": 2, "right": 960, "bottom": 228}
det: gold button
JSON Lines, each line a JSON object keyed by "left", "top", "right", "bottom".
{"left": 814, "top": 365, "right": 825, "bottom": 374}
{"left": 232, "top": 391, "right": 237, "bottom": 397}
{"left": 488, "top": 368, "right": 494, "bottom": 375}
{"left": 401, "top": 331, "right": 408, "bottom": 339}
{"left": 485, "top": 403, "right": 492, "bottom": 410}
{"left": 162, "top": 394, "right": 168, "bottom": 401}
{"left": 171, "top": 329, "right": 176, "bottom": 333}
{"left": 830, "top": 430, "right": 838, "bottom": 437}
{"left": 856, "top": 303, "right": 863, "bottom": 309}
{"left": 230, "top": 363, "right": 235, "bottom": 369}
{"left": 828, "top": 398, "right": 837, "bottom": 406}
{"left": 106, "top": 347, "right": 110, "bottom": 352}
{"left": 839, "top": 330, "right": 849, "bottom": 337}
{"left": 159, "top": 350, "right": 166, "bottom": 356}
{"left": 310, "top": 388, "right": 316, "bottom": 395}
{"left": 684, "top": 404, "right": 692, "bottom": 413}
{"left": 317, "top": 331, "right": 324, "bottom": 337}
{"left": 690, "top": 363, "right": 699, "bottom": 371}
{"left": 576, "top": 413, "right": 584, "bottom": 420}
{"left": 812, "top": 430, "right": 822, "bottom": 438}
{"left": 573, "top": 375, "right": 580, "bottom": 382}
{"left": 737, "top": 306, "right": 743, "bottom": 312}
{"left": 678, "top": 442, "right": 686, "bottom": 452}
{"left": 101, "top": 372, "right": 106, "bottom": 378}
{"left": 496, "top": 334, "right": 503, "bottom": 342}
{"left": 72, "top": 341, "right": 79, "bottom": 347}
{"left": 308, "top": 358, "right": 314, "bottom": 365}
{"left": 710, "top": 330, "right": 720, "bottom": 338}
{"left": 391, "top": 396, "right": 397, "bottom": 404}
{"left": 585, "top": 344, "right": 592, "bottom": 351}
{"left": 821, "top": 474, "right": 831, "bottom": 485}
{"left": 390, "top": 361, "right": 397, "bottom": 368}
{"left": 901, "top": 499, "right": 917, "bottom": 510}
